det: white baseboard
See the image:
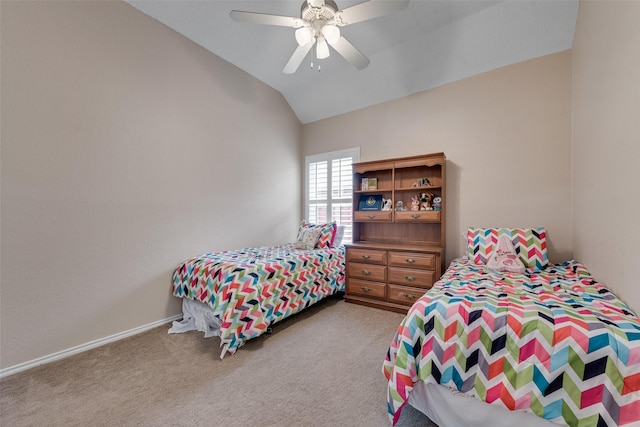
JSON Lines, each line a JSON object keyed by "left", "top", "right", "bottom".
{"left": 0, "top": 314, "right": 183, "bottom": 379}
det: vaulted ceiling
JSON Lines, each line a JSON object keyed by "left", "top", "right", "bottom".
{"left": 127, "top": 0, "right": 579, "bottom": 124}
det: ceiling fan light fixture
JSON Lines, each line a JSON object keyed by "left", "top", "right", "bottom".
{"left": 295, "top": 27, "right": 313, "bottom": 46}
{"left": 316, "top": 36, "right": 330, "bottom": 59}
{"left": 321, "top": 24, "right": 340, "bottom": 44}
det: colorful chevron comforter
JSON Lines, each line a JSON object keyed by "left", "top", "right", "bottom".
{"left": 383, "top": 257, "right": 640, "bottom": 426}
{"left": 172, "top": 243, "right": 345, "bottom": 357}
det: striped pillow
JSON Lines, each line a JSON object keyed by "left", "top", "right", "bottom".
{"left": 467, "top": 227, "right": 548, "bottom": 270}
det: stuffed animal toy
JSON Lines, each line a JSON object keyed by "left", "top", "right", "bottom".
{"left": 419, "top": 177, "right": 432, "bottom": 187}
{"left": 381, "top": 198, "right": 392, "bottom": 211}
{"left": 432, "top": 196, "right": 442, "bottom": 211}
{"left": 411, "top": 195, "right": 420, "bottom": 211}
{"left": 395, "top": 201, "right": 408, "bottom": 211}
{"left": 419, "top": 192, "right": 434, "bottom": 210}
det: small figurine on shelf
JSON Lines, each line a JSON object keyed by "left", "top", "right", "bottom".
{"left": 411, "top": 195, "right": 420, "bottom": 211}
{"left": 432, "top": 196, "right": 442, "bottom": 211}
{"left": 419, "top": 192, "right": 434, "bottom": 211}
{"left": 419, "top": 178, "right": 433, "bottom": 187}
{"left": 412, "top": 178, "right": 433, "bottom": 188}
{"left": 395, "top": 200, "right": 408, "bottom": 211}
{"left": 381, "top": 198, "right": 392, "bottom": 211}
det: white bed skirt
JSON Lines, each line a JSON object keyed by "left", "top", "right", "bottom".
{"left": 408, "top": 382, "right": 557, "bottom": 427}
{"left": 168, "top": 299, "right": 221, "bottom": 339}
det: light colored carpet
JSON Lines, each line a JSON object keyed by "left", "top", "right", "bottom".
{"left": 0, "top": 296, "right": 437, "bottom": 426}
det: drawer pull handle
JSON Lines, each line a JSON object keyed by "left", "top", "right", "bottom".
{"left": 362, "top": 270, "right": 371, "bottom": 276}
{"left": 368, "top": 214, "right": 376, "bottom": 219}
{"left": 362, "top": 255, "right": 370, "bottom": 259}
{"left": 412, "top": 214, "right": 420, "bottom": 219}
{"left": 406, "top": 258, "right": 415, "bottom": 264}
{"left": 405, "top": 276, "right": 415, "bottom": 281}
{"left": 361, "top": 287, "right": 372, "bottom": 292}
{"left": 400, "top": 293, "right": 416, "bottom": 301}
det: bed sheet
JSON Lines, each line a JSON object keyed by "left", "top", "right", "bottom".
{"left": 172, "top": 243, "right": 345, "bottom": 357}
{"left": 383, "top": 257, "right": 640, "bottom": 426}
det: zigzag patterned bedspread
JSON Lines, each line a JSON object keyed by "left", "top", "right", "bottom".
{"left": 383, "top": 257, "right": 640, "bottom": 426}
{"left": 172, "top": 243, "right": 345, "bottom": 357}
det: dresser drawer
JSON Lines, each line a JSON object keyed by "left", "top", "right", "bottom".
{"left": 388, "top": 267, "right": 435, "bottom": 288}
{"left": 394, "top": 210, "right": 440, "bottom": 222}
{"left": 388, "top": 252, "right": 436, "bottom": 269}
{"left": 354, "top": 210, "right": 392, "bottom": 222}
{"left": 346, "top": 248, "right": 387, "bottom": 265}
{"left": 346, "top": 279, "right": 386, "bottom": 300}
{"left": 347, "top": 262, "right": 387, "bottom": 282}
{"left": 387, "top": 284, "right": 427, "bottom": 306}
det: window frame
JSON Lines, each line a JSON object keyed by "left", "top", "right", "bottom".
{"left": 304, "top": 147, "right": 360, "bottom": 243}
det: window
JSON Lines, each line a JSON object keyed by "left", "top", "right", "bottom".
{"left": 305, "top": 148, "right": 360, "bottom": 244}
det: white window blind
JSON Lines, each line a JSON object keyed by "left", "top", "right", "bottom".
{"left": 305, "top": 148, "right": 360, "bottom": 244}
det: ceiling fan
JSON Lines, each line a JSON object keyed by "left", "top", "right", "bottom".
{"left": 230, "top": 0, "right": 409, "bottom": 74}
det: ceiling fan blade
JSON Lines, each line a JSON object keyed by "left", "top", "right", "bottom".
{"left": 336, "top": 0, "right": 409, "bottom": 26}
{"left": 283, "top": 41, "right": 315, "bottom": 74}
{"left": 230, "top": 10, "right": 302, "bottom": 28}
{"left": 328, "top": 36, "right": 370, "bottom": 70}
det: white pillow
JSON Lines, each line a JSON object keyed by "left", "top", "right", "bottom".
{"left": 333, "top": 225, "right": 345, "bottom": 246}
{"left": 486, "top": 234, "right": 526, "bottom": 273}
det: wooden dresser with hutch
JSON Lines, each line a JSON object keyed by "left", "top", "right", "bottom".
{"left": 344, "top": 152, "right": 446, "bottom": 313}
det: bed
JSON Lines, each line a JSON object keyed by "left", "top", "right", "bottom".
{"left": 383, "top": 228, "right": 640, "bottom": 427}
{"left": 169, "top": 221, "right": 345, "bottom": 358}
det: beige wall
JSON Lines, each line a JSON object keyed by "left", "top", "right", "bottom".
{"left": 572, "top": 1, "right": 640, "bottom": 311}
{"left": 0, "top": 1, "right": 301, "bottom": 369}
{"left": 303, "top": 52, "right": 573, "bottom": 266}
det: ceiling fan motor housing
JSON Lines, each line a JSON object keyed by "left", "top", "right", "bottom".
{"left": 296, "top": 0, "right": 341, "bottom": 50}
{"left": 300, "top": 0, "right": 338, "bottom": 21}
